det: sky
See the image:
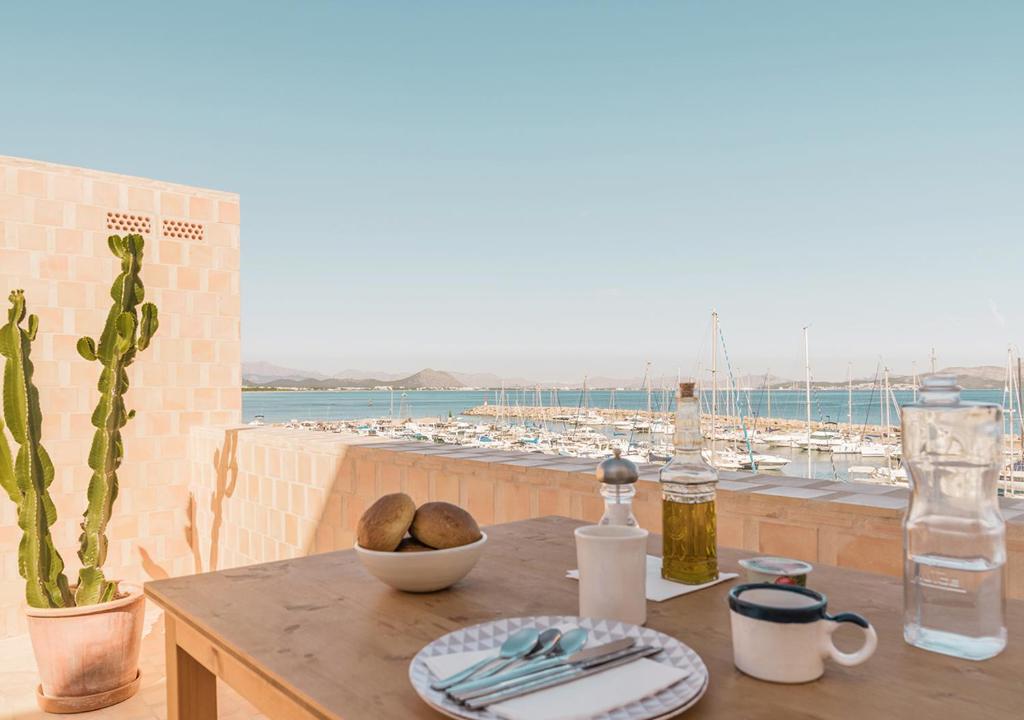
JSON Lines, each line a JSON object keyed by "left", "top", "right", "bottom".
{"left": 2, "top": 2, "right": 1021, "bottom": 383}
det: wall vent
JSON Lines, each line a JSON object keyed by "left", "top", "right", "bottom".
{"left": 106, "top": 212, "right": 152, "bottom": 235}
{"left": 162, "top": 219, "right": 204, "bottom": 241}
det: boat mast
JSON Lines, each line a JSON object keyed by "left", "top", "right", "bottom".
{"left": 711, "top": 311, "right": 718, "bottom": 462}
{"left": 884, "top": 366, "right": 891, "bottom": 438}
{"left": 845, "top": 362, "right": 852, "bottom": 435}
{"left": 1019, "top": 356, "right": 1024, "bottom": 489}
{"left": 878, "top": 369, "right": 885, "bottom": 438}
{"left": 911, "top": 360, "right": 918, "bottom": 402}
{"left": 645, "top": 360, "right": 652, "bottom": 419}
{"left": 1007, "top": 347, "right": 1015, "bottom": 491}
{"left": 930, "top": 347, "right": 937, "bottom": 375}
{"left": 803, "top": 326, "right": 811, "bottom": 449}
{"left": 582, "top": 375, "right": 588, "bottom": 421}
{"left": 766, "top": 368, "right": 772, "bottom": 420}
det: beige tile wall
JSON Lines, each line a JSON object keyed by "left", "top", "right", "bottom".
{"left": 189, "top": 427, "right": 1024, "bottom": 600}
{"left": 0, "top": 156, "right": 240, "bottom": 637}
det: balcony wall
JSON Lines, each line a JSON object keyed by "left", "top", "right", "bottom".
{"left": 0, "top": 156, "right": 240, "bottom": 637}
{"left": 189, "top": 426, "right": 1024, "bottom": 599}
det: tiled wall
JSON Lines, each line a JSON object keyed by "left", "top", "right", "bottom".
{"left": 189, "top": 426, "right": 1024, "bottom": 599}
{"left": 0, "top": 156, "right": 240, "bottom": 637}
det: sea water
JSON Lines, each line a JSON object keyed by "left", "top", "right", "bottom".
{"left": 904, "top": 553, "right": 1007, "bottom": 660}
{"left": 243, "top": 388, "right": 1006, "bottom": 426}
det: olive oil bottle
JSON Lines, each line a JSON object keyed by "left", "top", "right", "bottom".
{"left": 660, "top": 382, "right": 719, "bottom": 584}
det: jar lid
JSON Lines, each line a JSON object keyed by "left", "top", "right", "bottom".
{"left": 596, "top": 449, "right": 638, "bottom": 485}
{"left": 738, "top": 556, "right": 813, "bottom": 577}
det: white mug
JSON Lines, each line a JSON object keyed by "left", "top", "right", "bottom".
{"left": 728, "top": 583, "right": 877, "bottom": 683}
{"left": 574, "top": 525, "right": 648, "bottom": 626}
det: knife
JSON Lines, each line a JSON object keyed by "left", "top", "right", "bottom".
{"left": 464, "top": 645, "right": 667, "bottom": 710}
{"left": 447, "top": 638, "right": 635, "bottom": 700}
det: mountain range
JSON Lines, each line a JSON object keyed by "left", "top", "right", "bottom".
{"left": 244, "top": 366, "right": 464, "bottom": 390}
{"left": 243, "top": 362, "right": 1010, "bottom": 390}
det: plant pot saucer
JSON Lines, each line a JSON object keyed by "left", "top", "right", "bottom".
{"left": 36, "top": 671, "right": 141, "bottom": 714}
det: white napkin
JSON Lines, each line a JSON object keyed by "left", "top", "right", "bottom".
{"left": 424, "top": 648, "right": 687, "bottom": 720}
{"left": 567, "top": 555, "right": 738, "bottom": 602}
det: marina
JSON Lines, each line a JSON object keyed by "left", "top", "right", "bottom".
{"left": 245, "top": 315, "right": 1024, "bottom": 491}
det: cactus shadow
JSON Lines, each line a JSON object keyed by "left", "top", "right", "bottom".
{"left": 184, "top": 428, "right": 240, "bottom": 573}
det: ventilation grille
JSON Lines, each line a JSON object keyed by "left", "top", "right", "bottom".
{"left": 162, "top": 219, "right": 204, "bottom": 241}
{"left": 106, "top": 212, "right": 152, "bottom": 235}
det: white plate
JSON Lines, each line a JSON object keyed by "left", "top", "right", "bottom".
{"left": 408, "top": 615, "right": 708, "bottom": 720}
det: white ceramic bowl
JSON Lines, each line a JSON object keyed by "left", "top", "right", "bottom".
{"left": 354, "top": 533, "right": 487, "bottom": 592}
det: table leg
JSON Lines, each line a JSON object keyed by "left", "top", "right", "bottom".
{"left": 165, "top": 614, "right": 217, "bottom": 720}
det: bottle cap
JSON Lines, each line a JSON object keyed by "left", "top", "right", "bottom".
{"left": 678, "top": 382, "right": 696, "bottom": 397}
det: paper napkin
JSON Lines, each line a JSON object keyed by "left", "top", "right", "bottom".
{"left": 424, "top": 649, "right": 687, "bottom": 720}
{"left": 567, "top": 555, "right": 738, "bottom": 602}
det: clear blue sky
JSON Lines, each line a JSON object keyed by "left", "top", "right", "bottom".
{"left": 3, "top": 2, "right": 1021, "bottom": 382}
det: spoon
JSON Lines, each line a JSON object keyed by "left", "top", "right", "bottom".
{"left": 475, "top": 628, "right": 562, "bottom": 681}
{"left": 449, "top": 627, "right": 589, "bottom": 699}
{"left": 430, "top": 628, "right": 541, "bottom": 691}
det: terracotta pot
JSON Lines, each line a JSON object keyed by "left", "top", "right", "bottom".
{"left": 25, "top": 583, "right": 145, "bottom": 713}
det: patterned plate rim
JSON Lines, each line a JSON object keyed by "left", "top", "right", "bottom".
{"left": 408, "top": 615, "right": 709, "bottom": 720}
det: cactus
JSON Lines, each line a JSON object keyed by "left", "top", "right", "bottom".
{"left": 0, "top": 291, "right": 74, "bottom": 608}
{"left": 74, "top": 235, "right": 159, "bottom": 605}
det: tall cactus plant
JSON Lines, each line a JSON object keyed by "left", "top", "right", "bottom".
{"left": 75, "top": 234, "right": 159, "bottom": 605}
{"left": 0, "top": 234, "right": 158, "bottom": 608}
{"left": 0, "top": 291, "right": 74, "bottom": 608}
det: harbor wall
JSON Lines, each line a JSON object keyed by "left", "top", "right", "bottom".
{"left": 185, "top": 426, "right": 1024, "bottom": 599}
{"left": 0, "top": 156, "right": 240, "bottom": 637}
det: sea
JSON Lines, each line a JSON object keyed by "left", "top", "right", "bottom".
{"left": 243, "top": 388, "right": 1009, "bottom": 426}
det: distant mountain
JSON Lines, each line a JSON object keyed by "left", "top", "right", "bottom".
{"left": 399, "top": 369, "right": 464, "bottom": 388}
{"left": 330, "top": 368, "right": 407, "bottom": 381}
{"left": 934, "top": 366, "right": 1005, "bottom": 383}
{"left": 840, "top": 366, "right": 1006, "bottom": 390}
{"left": 242, "top": 361, "right": 330, "bottom": 384}
{"left": 243, "top": 361, "right": 1009, "bottom": 391}
{"left": 246, "top": 368, "right": 465, "bottom": 390}
{"left": 450, "top": 372, "right": 538, "bottom": 388}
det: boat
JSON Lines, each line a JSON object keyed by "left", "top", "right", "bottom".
{"left": 829, "top": 441, "right": 862, "bottom": 455}
{"left": 870, "top": 466, "right": 908, "bottom": 484}
{"left": 749, "top": 453, "right": 791, "bottom": 470}
{"left": 860, "top": 442, "right": 898, "bottom": 457}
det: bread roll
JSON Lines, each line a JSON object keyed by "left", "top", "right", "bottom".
{"left": 357, "top": 493, "right": 416, "bottom": 551}
{"left": 410, "top": 502, "right": 482, "bottom": 549}
{"left": 396, "top": 537, "right": 433, "bottom": 553}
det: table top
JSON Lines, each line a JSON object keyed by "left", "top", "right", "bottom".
{"left": 145, "top": 516, "right": 1023, "bottom": 719}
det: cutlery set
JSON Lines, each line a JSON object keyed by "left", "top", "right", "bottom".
{"left": 431, "top": 628, "right": 670, "bottom": 709}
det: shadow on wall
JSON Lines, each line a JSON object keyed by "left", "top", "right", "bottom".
{"left": 184, "top": 428, "right": 240, "bottom": 573}
{"left": 138, "top": 429, "right": 240, "bottom": 581}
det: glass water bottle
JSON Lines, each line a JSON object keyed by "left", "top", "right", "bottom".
{"left": 902, "top": 375, "right": 1006, "bottom": 660}
{"left": 661, "top": 382, "right": 719, "bottom": 584}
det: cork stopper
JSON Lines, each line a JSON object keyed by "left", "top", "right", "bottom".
{"left": 678, "top": 382, "right": 696, "bottom": 397}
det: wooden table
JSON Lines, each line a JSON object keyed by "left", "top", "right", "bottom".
{"left": 145, "top": 516, "right": 1023, "bottom": 719}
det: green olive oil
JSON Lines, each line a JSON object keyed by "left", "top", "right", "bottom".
{"left": 661, "top": 498, "right": 718, "bottom": 584}
{"left": 660, "top": 382, "right": 719, "bottom": 585}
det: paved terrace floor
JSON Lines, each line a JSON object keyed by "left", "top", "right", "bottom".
{"left": 0, "top": 610, "right": 263, "bottom": 720}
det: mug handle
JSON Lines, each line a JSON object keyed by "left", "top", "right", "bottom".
{"left": 822, "top": 612, "right": 877, "bottom": 666}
